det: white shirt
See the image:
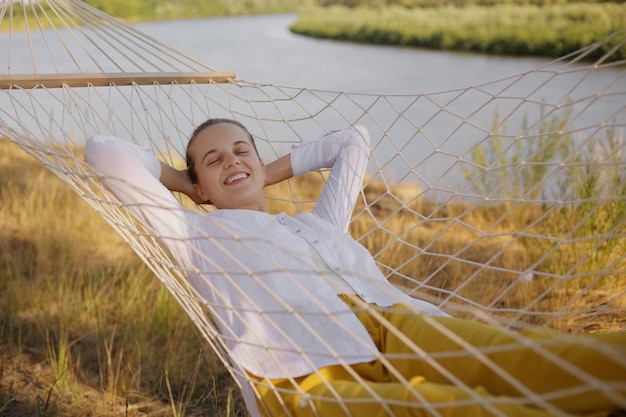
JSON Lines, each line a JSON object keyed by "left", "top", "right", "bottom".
{"left": 85, "top": 126, "right": 448, "bottom": 381}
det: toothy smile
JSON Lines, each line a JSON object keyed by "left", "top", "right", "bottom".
{"left": 225, "top": 172, "right": 249, "bottom": 184}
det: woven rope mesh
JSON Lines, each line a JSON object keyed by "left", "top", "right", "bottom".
{"left": 1, "top": 1, "right": 625, "bottom": 416}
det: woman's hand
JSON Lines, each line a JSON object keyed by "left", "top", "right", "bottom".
{"left": 159, "top": 162, "right": 210, "bottom": 205}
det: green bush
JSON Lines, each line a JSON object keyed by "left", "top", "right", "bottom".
{"left": 291, "top": 4, "right": 626, "bottom": 61}
{"left": 83, "top": 0, "right": 312, "bottom": 21}
{"left": 316, "top": 0, "right": 626, "bottom": 7}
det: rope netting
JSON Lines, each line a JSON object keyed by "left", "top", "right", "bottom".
{"left": 1, "top": 1, "right": 625, "bottom": 416}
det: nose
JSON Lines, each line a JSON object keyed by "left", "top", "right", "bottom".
{"left": 224, "top": 153, "right": 241, "bottom": 168}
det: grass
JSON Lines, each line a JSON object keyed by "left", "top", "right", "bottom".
{"left": 0, "top": 0, "right": 312, "bottom": 31}
{"left": 1, "top": 134, "right": 624, "bottom": 415}
{"left": 0, "top": 141, "right": 242, "bottom": 416}
{"left": 290, "top": 3, "right": 626, "bottom": 62}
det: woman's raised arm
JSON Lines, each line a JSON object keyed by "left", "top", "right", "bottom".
{"left": 85, "top": 136, "right": 195, "bottom": 267}
{"left": 290, "top": 126, "right": 370, "bottom": 232}
{"left": 264, "top": 154, "right": 293, "bottom": 188}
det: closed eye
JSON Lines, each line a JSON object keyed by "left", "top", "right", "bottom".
{"left": 234, "top": 143, "right": 251, "bottom": 155}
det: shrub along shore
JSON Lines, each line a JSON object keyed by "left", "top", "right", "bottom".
{"left": 290, "top": 3, "right": 626, "bottom": 61}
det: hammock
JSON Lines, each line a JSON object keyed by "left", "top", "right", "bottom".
{"left": 2, "top": 1, "right": 625, "bottom": 416}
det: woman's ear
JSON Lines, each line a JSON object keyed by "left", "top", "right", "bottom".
{"left": 193, "top": 183, "right": 211, "bottom": 203}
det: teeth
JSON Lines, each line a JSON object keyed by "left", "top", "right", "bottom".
{"left": 226, "top": 173, "right": 248, "bottom": 184}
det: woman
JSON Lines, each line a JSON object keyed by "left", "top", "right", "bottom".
{"left": 86, "top": 119, "right": 625, "bottom": 417}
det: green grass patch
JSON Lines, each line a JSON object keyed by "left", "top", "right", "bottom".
{"left": 291, "top": 3, "right": 626, "bottom": 61}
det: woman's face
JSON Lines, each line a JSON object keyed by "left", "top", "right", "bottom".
{"left": 188, "top": 122, "right": 267, "bottom": 211}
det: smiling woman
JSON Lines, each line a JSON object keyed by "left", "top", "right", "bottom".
{"left": 158, "top": 118, "right": 294, "bottom": 209}
{"left": 183, "top": 120, "right": 273, "bottom": 211}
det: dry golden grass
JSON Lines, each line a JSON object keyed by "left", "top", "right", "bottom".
{"left": 0, "top": 140, "right": 242, "bottom": 416}
{"left": 352, "top": 181, "right": 626, "bottom": 331}
{"left": 1, "top": 138, "right": 624, "bottom": 416}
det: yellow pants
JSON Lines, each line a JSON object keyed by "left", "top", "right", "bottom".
{"left": 252, "top": 296, "right": 626, "bottom": 417}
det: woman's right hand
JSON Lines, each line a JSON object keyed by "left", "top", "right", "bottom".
{"left": 160, "top": 162, "right": 210, "bottom": 205}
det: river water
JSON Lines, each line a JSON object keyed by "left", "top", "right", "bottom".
{"left": 136, "top": 14, "right": 572, "bottom": 94}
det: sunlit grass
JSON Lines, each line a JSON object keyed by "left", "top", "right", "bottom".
{"left": 0, "top": 140, "right": 241, "bottom": 416}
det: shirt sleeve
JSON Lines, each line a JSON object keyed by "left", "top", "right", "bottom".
{"left": 290, "top": 126, "right": 370, "bottom": 233}
{"left": 85, "top": 135, "right": 193, "bottom": 267}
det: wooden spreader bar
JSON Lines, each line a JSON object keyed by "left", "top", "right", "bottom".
{"left": 0, "top": 72, "right": 236, "bottom": 89}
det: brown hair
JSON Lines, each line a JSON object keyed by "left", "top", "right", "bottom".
{"left": 185, "top": 118, "right": 260, "bottom": 184}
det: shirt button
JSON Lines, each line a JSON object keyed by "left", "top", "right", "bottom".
{"left": 334, "top": 266, "right": 341, "bottom": 272}
{"left": 313, "top": 240, "right": 319, "bottom": 244}
{"left": 296, "top": 228, "right": 301, "bottom": 233}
